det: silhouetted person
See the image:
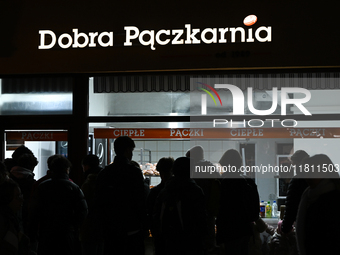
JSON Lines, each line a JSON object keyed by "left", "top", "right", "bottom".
{"left": 32, "top": 155, "right": 88, "bottom": 255}
{"left": 186, "top": 145, "right": 220, "bottom": 254}
{"left": 295, "top": 154, "right": 340, "bottom": 255}
{"left": 153, "top": 157, "right": 207, "bottom": 255}
{"left": 79, "top": 154, "right": 103, "bottom": 255}
{"left": 9, "top": 152, "right": 38, "bottom": 236}
{"left": 216, "top": 149, "right": 259, "bottom": 255}
{"left": 0, "top": 178, "right": 35, "bottom": 255}
{"left": 280, "top": 150, "right": 309, "bottom": 234}
{"left": 9, "top": 146, "right": 38, "bottom": 210}
{"left": 31, "top": 154, "right": 62, "bottom": 195}
{"left": 146, "top": 157, "right": 174, "bottom": 255}
{"left": 95, "top": 136, "right": 146, "bottom": 255}
{"left": 28, "top": 154, "right": 63, "bottom": 251}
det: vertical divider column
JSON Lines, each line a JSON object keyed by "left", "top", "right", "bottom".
{"left": 68, "top": 75, "right": 89, "bottom": 185}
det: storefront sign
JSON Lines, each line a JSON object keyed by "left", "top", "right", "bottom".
{"left": 1, "top": 1, "right": 340, "bottom": 74}
{"left": 94, "top": 128, "right": 340, "bottom": 139}
{"left": 38, "top": 15, "right": 272, "bottom": 51}
{"left": 6, "top": 131, "right": 68, "bottom": 141}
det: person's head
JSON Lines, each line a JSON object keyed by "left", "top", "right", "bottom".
{"left": 50, "top": 156, "right": 72, "bottom": 175}
{"left": 82, "top": 154, "right": 100, "bottom": 172}
{"left": 156, "top": 157, "right": 174, "bottom": 181}
{"left": 290, "top": 150, "right": 309, "bottom": 166}
{"left": 16, "top": 153, "right": 39, "bottom": 172}
{"left": 0, "top": 178, "right": 23, "bottom": 213}
{"left": 47, "top": 154, "right": 63, "bottom": 170}
{"left": 185, "top": 145, "right": 204, "bottom": 161}
{"left": 114, "top": 136, "right": 135, "bottom": 160}
{"left": 219, "top": 149, "right": 242, "bottom": 169}
{"left": 301, "top": 154, "right": 339, "bottom": 187}
{"left": 12, "top": 145, "right": 34, "bottom": 162}
{"left": 172, "top": 157, "right": 191, "bottom": 179}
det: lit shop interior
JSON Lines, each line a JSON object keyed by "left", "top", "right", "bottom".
{"left": 2, "top": 73, "right": 340, "bottom": 208}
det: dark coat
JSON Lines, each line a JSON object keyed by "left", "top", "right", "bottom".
{"left": 82, "top": 166, "right": 102, "bottom": 208}
{"left": 9, "top": 167, "right": 36, "bottom": 233}
{"left": 303, "top": 189, "right": 340, "bottom": 255}
{"left": 216, "top": 175, "right": 259, "bottom": 244}
{"left": 146, "top": 180, "right": 166, "bottom": 234}
{"left": 192, "top": 159, "right": 221, "bottom": 217}
{"left": 95, "top": 155, "right": 146, "bottom": 236}
{"left": 32, "top": 172, "right": 87, "bottom": 255}
{"left": 153, "top": 178, "right": 207, "bottom": 255}
{"left": 281, "top": 177, "right": 309, "bottom": 234}
{"left": 0, "top": 206, "right": 34, "bottom": 255}
{"left": 36, "top": 172, "right": 88, "bottom": 233}
{"left": 79, "top": 166, "right": 102, "bottom": 242}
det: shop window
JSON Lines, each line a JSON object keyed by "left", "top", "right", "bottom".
{"left": 90, "top": 73, "right": 340, "bottom": 117}
{"left": 0, "top": 78, "right": 73, "bottom": 115}
{"left": 90, "top": 120, "right": 340, "bottom": 209}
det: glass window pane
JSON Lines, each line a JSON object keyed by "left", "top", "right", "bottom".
{"left": 90, "top": 119, "right": 340, "bottom": 213}
{"left": 90, "top": 73, "right": 340, "bottom": 117}
{"left": 0, "top": 78, "right": 72, "bottom": 115}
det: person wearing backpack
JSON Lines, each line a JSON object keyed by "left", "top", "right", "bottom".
{"left": 153, "top": 157, "right": 207, "bottom": 255}
{"left": 216, "top": 149, "right": 260, "bottom": 255}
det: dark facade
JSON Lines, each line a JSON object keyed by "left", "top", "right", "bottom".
{"left": 0, "top": 1, "right": 339, "bottom": 185}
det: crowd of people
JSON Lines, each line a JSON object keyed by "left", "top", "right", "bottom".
{"left": 1, "top": 137, "right": 340, "bottom": 255}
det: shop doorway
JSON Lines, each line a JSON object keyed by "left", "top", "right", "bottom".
{"left": 5, "top": 130, "right": 68, "bottom": 180}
